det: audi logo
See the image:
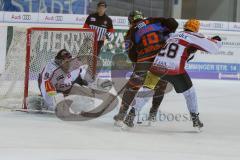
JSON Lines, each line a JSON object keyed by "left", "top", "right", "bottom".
{"left": 213, "top": 23, "right": 223, "bottom": 28}
{"left": 55, "top": 16, "right": 63, "bottom": 21}
{"left": 117, "top": 19, "right": 126, "bottom": 24}
{"left": 22, "top": 15, "right": 31, "bottom": 20}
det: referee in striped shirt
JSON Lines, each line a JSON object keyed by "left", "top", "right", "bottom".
{"left": 83, "top": 1, "right": 114, "bottom": 56}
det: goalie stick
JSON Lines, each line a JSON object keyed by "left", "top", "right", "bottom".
{"left": 0, "top": 105, "right": 54, "bottom": 115}
{"left": 79, "top": 66, "right": 171, "bottom": 118}
{"left": 14, "top": 108, "right": 55, "bottom": 115}
{"left": 79, "top": 82, "right": 127, "bottom": 118}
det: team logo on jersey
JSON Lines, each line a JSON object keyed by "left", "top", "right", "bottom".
{"left": 45, "top": 80, "right": 55, "bottom": 93}
{"left": 90, "top": 17, "right": 96, "bottom": 21}
{"left": 178, "top": 33, "right": 188, "bottom": 39}
{"left": 136, "top": 22, "right": 146, "bottom": 29}
{"left": 104, "top": 21, "right": 107, "bottom": 25}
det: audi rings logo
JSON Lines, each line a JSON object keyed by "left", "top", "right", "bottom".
{"left": 22, "top": 15, "right": 31, "bottom": 20}
{"left": 55, "top": 16, "right": 63, "bottom": 21}
{"left": 117, "top": 18, "right": 126, "bottom": 24}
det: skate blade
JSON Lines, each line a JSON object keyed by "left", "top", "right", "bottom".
{"left": 114, "top": 121, "right": 133, "bottom": 131}
{"left": 114, "top": 120, "right": 125, "bottom": 127}
{"left": 136, "top": 120, "right": 156, "bottom": 127}
{"left": 193, "top": 126, "right": 203, "bottom": 132}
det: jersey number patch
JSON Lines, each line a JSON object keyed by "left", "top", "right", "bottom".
{"left": 142, "top": 32, "right": 160, "bottom": 47}
{"left": 159, "top": 43, "right": 179, "bottom": 58}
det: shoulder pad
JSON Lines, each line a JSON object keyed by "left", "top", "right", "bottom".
{"left": 185, "top": 31, "right": 205, "bottom": 38}
{"left": 44, "top": 60, "right": 59, "bottom": 75}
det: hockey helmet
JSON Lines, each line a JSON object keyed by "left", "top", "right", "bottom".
{"left": 128, "top": 10, "right": 144, "bottom": 24}
{"left": 164, "top": 18, "right": 179, "bottom": 33}
{"left": 184, "top": 19, "right": 200, "bottom": 32}
{"left": 55, "top": 49, "right": 72, "bottom": 65}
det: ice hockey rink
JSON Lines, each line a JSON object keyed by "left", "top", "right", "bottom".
{"left": 0, "top": 79, "right": 239, "bottom": 160}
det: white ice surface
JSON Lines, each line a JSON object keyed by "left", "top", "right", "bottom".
{"left": 0, "top": 79, "right": 240, "bottom": 160}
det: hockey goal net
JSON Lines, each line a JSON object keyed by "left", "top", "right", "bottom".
{"left": 0, "top": 27, "right": 97, "bottom": 109}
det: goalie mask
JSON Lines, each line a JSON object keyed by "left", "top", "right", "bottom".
{"left": 55, "top": 49, "right": 72, "bottom": 72}
{"left": 55, "top": 49, "right": 72, "bottom": 66}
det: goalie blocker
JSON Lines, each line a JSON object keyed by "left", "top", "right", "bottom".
{"left": 27, "top": 49, "right": 113, "bottom": 112}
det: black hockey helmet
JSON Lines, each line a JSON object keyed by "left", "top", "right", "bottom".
{"left": 164, "top": 18, "right": 179, "bottom": 33}
{"left": 128, "top": 10, "right": 144, "bottom": 24}
{"left": 55, "top": 49, "right": 72, "bottom": 65}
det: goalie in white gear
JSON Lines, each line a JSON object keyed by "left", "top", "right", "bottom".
{"left": 27, "top": 49, "right": 100, "bottom": 111}
{"left": 31, "top": 49, "right": 89, "bottom": 111}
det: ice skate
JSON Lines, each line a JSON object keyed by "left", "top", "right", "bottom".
{"left": 113, "top": 107, "right": 127, "bottom": 128}
{"left": 146, "top": 110, "right": 158, "bottom": 126}
{"left": 190, "top": 113, "right": 203, "bottom": 129}
{"left": 148, "top": 111, "right": 157, "bottom": 122}
{"left": 123, "top": 108, "right": 136, "bottom": 128}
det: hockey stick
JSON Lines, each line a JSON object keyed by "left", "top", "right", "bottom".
{"left": 14, "top": 108, "right": 54, "bottom": 114}
{"left": 0, "top": 105, "right": 54, "bottom": 115}
{"left": 80, "top": 82, "right": 127, "bottom": 118}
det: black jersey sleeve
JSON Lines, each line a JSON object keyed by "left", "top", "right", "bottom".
{"left": 107, "top": 16, "right": 114, "bottom": 32}
{"left": 125, "top": 27, "right": 138, "bottom": 62}
{"left": 105, "top": 16, "right": 114, "bottom": 40}
{"left": 147, "top": 17, "right": 166, "bottom": 25}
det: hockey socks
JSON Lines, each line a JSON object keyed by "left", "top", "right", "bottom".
{"left": 183, "top": 86, "right": 198, "bottom": 114}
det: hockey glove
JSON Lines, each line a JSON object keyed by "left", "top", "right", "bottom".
{"left": 74, "top": 76, "right": 88, "bottom": 86}
{"left": 105, "top": 32, "right": 112, "bottom": 40}
{"left": 211, "top": 36, "right": 222, "bottom": 41}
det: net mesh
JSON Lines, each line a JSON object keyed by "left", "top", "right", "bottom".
{"left": 0, "top": 27, "right": 97, "bottom": 109}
